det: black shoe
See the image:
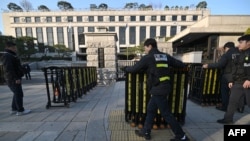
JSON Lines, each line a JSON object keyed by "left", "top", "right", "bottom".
{"left": 170, "top": 136, "right": 190, "bottom": 141}
{"left": 135, "top": 130, "right": 151, "bottom": 140}
{"left": 215, "top": 106, "right": 226, "bottom": 112}
{"left": 237, "top": 107, "right": 244, "bottom": 113}
{"left": 217, "top": 119, "right": 233, "bottom": 124}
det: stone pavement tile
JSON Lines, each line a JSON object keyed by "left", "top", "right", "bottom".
{"left": 0, "top": 132, "right": 26, "bottom": 141}
{"left": 64, "top": 122, "right": 87, "bottom": 131}
{"left": 35, "top": 122, "right": 68, "bottom": 132}
{"left": 0, "top": 122, "right": 43, "bottom": 131}
{"left": 33, "top": 131, "right": 60, "bottom": 141}
{"left": 16, "top": 131, "right": 43, "bottom": 141}
{"left": 55, "top": 131, "right": 79, "bottom": 141}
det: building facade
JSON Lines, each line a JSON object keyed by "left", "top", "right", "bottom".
{"left": 2, "top": 8, "right": 209, "bottom": 61}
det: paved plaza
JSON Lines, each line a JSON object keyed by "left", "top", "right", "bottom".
{"left": 0, "top": 70, "right": 249, "bottom": 141}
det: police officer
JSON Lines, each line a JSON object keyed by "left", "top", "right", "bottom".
{"left": 123, "top": 38, "right": 189, "bottom": 141}
{"left": 217, "top": 34, "right": 250, "bottom": 124}
{"left": 202, "top": 42, "right": 238, "bottom": 111}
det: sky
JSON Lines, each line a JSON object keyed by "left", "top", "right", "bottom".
{"left": 0, "top": 0, "right": 250, "bottom": 34}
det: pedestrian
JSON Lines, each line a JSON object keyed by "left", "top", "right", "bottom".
{"left": 23, "top": 63, "right": 31, "bottom": 80}
{"left": 202, "top": 42, "right": 238, "bottom": 112}
{"left": 122, "top": 38, "right": 189, "bottom": 141}
{"left": 1, "top": 41, "right": 31, "bottom": 116}
{"left": 217, "top": 34, "right": 250, "bottom": 124}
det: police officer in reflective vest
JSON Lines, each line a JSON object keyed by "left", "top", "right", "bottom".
{"left": 217, "top": 34, "right": 250, "bottom": 124}
{"left": 123, "top": 38, "right": 189, "bottom": 141}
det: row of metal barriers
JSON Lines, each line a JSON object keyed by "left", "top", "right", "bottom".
{"left": 42, "top": 66, "right": 97, "bottom": 109}
{"left": 124, "top": 64, "right": 223, "bottom": 129}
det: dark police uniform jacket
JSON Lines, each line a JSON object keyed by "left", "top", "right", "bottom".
{"left": 1, "top": 49, "right": 24, "bottom": 84}
{"left": 228, "top": 48, "right": 250, "bottom": 84}
{"left": 208, "top": 48, "right": 238, "bottom": 81}
{"left": 125, "top": 48, "right": 186, "bottom": 96}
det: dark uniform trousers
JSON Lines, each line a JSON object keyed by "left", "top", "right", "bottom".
{"left": 220, "top": 76, "right": 230, "bottom": 109}
{"left": 7, "top": 82, "right": 25, "bottom": 112}
{"left": 143, "top": 95, "right": 185, "bottom": 138}
{"left": 224, "top": 83, "right": 250, "bottom": 121}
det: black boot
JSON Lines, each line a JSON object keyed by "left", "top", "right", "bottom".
{"left": 135, "top": 130, "right": 151, "bottom": 140}
{"left": 237, "top": 106, "right": 244, "bottom": 113}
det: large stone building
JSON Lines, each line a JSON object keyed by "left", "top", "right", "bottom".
{"left": 2, "top": 8, "right": 209, "bottom": 61}
{"left": 2, "top": 8, "right": 249, "bottom": 65}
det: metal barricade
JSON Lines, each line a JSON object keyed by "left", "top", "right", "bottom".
{"left": 124, "top": 67, "right": 189, "bottom": 129}
{"left": 43, "top": 66, "right": 97, "bottom": 109}
{"left": 188, "top": 63, "right": 221, "bottom": 106}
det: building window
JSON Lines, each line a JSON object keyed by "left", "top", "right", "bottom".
{"left": 109, "top": 26, "right": 115, "bottom": 32}
{"left": 26, "top": 27, "right": 32, "bottom": 37}
{"left": 160, "top": 26, "right": 166, "bottom": 37}
{"left": 130, "top": 16, "right": 136, "bottom": 21}
{"left": 160, "top": 16, "right": 166, "bottom": 21}
{"left": 25, "top": 17, "right": 31, "bottom": 23}
{"left": 88, "top": 27, "right": 95, "bottom": 32}
{"left": 15, "top": 27, "right": 22, "bottom": 37}
{"left": 170, "top": 26, "right": 177, "bottom": 36}
{"left": 98, "top": 16, "right": 103, "bottom": 22}
{"left": 181, "top": 26, "right": 187, "bottom": 31}
{"left": 56, "top": 16, "right": 61, "bottom": 22}
{"left": 139, "top": 26, "right": 146, "bottom": 43}
{"left": 88, "top": 16, "right": 94, "bottom": 22}
{"left": 119, "top": 26, "right": 126, "bottom": 44}
{"left": 193, "top": 15, "right": 198, "bottom": 21}
{"left": 78, "top": 27, "right": 85, "bottom": 45}
{"left": 129, "top": 26, "right": 136, "bottom": 44}
{"left": 109, "top": 16, "right": 115, "bottom": 21}
{"left": 35, "top": 17, "right": 40, "bottom": 23}
{"left": 181, "top": 15, "right": 186, "bottom": 21}
{"left": 140, "top": 16, "right": 145, "bottom": 21}
{"left": 47, "top": 16, "right": 52, "bottom": 22}
{"left": 46, "top": 27, "right": 54, "bottom": 46}
{"left": 150, "top": 26, "right": 156, "bottom": 38}
{"left": 119, "top": 16, "right": 124, "bottom": 21}
{"left": 68, "top": 16, "right": 73, "bottom": 22}
{"left": 77, "top": 16, "right": 82, "bottom": 22}
{"left": 172, "top": 15, "right": 177, "bottom": 21}
{"left": 57, "top": 27, "right": 64, "bottom": 45}
{"left": 14, "top": 17, "right": 20, "bottom": 23}
{"left": 36, "top": 27, "right": 43, "bottom": 43}
{"left": 98, "top": 48, "right": 105, "bottom": 68}
{"left": 151, "top": 16, "right": 157, "bottom": 21}
{"left": 68, "top": 27, "right": 74, "bottom": 50}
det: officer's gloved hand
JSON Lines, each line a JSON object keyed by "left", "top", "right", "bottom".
{"left": 120, "top": 66, "right": 127, "bottom": 72}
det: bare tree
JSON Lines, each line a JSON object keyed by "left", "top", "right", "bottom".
{"left": 20, "top": 0, "right": 33, "bottom": 11}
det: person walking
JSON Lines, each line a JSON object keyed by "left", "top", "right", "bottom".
{"left": 202, "top": 42, "right": 238, "bottom": 112}
{"left": 217, "top": 34, "right": 250, "bottom": 124}
{"left": 123, "top": 38, "right": 189, "bottom": 141}
{"left": 1, "top": 41, "right": 31, "bottom": 116}
{"left": 23, "top": 63, "right": 31, "bottom": 80}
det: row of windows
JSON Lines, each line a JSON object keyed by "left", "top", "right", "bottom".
{"left": 15, "top": 25, "right": 187, "bottom": 47}
{"left": 13, "top": 15, "right": 198, "bottom": 23}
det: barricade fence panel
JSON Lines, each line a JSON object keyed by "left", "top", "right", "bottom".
{"left": 188, "top": 63, "right": 221, "bottom": 106}
{"left": 125, "top": 67, "right": 189, "bottom": 129}
{"left": 42, "top": 66, "right": 97, "bottom": 109}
